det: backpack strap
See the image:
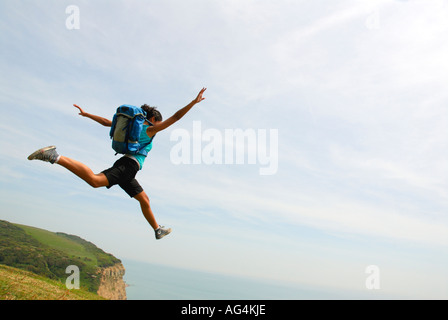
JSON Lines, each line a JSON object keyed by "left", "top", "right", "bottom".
{"left": 137, "top": 121, "right": 156, "bottom": 155}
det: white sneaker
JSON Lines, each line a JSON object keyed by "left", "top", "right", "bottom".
{"left": 27, "top": 146, "right": 59, "bottom": 164}
{"left": 155, "top": 225, "right": 171, "bottom": 240}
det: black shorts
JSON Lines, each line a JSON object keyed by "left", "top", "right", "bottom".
{"left": 101, "top": 157, "right": 143, "bottom": 198}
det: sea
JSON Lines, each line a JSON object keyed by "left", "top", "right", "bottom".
{"left": 122, "top": 259, "right": 363, "bottom": 300}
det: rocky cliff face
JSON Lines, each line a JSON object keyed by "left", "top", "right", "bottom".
{"left": 96, "top": 263, "right": 127, "bottom": 300}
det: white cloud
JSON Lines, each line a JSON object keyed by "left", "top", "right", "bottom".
{"left": 1, "top": 0, "right": 448, "bottom": 298}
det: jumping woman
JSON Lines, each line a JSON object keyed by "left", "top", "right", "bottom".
{"left": 28, "top": 88, "right": 207, "bottom": 240}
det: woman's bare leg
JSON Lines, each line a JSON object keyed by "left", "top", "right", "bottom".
{"left": 134, "top": 191, "right": 159, "bottom": 230}
{"left": 134, "top": 191, "right": 172, "bottom": 239}
{"left": 57, "top": 156, "right": 109, "bottom": 188}
{"left": 28, "top": 146, "right": 171, "bottom": 239}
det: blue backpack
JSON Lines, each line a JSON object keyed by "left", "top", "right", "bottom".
{"left": 109, "top": 105, "right": 154, "bottom": 156}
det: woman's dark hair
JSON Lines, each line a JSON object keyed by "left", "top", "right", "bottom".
{"left": 141, "top": 104, "right": 163, "bottom": 122}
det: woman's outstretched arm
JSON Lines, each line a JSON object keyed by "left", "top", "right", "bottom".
{"left": 146, "top": 87, "right": 206, "bottom": 137}
{"left": 73, "top": 104, "right": 112, "bottom": 127}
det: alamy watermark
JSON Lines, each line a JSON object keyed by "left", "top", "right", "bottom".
{"left": 66, "top": 5, "right": 80, "bottom": 30}
{"left": 365, "top": 9, "right": 380, "bottom": 30}
{"left": 170, "top": 121, "right": 279, "bottom": 175}
{"left": 365, "top": 265, "right": 380, "bottom": 290}
{"left": 65, "top": 265, "right": 80, "bottom": 289}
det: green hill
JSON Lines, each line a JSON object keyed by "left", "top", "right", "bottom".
{"left": 0, "top": 264, "right": 104, "bottom": 300}
{"left": 0, "top": 220, "right": 121, "bottom": 297}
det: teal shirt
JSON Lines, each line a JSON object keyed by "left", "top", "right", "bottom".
{"left": 128, "top": 124, "right": 153, "bottom": 170}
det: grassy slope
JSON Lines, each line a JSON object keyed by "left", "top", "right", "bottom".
{"left": 16, "top": 224, "right": 99, "bottom": 267}
{"left": 0, "top": 220, "right": 122, "bottom": 299}
{"left": 0, "top": 264, "right": 104, "bottom": 300}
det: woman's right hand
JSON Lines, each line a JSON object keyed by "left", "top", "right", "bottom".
{"left": 73, "top": 104, "right": 87, "bottom": 116}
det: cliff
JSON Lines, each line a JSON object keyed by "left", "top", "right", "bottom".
{"left": 0, "top": 220, "right": 127, "bottom": 300}
{"left": 97, "top": 263, "right": 127, "bottom": 300}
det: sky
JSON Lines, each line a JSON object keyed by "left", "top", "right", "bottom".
{"left": 1, "top": 0, "right": 447, "bottom": 299}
